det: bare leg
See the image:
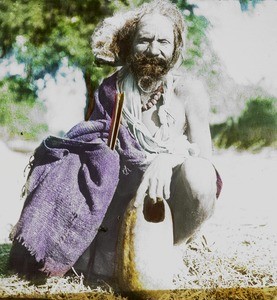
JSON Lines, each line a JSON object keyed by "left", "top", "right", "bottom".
{"left": 168, "top": 157, "right": 217, "bottom": 245}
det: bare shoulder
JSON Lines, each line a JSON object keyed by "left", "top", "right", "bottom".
{"left": 173, "top": 72, "right": 210, "bottom": 117}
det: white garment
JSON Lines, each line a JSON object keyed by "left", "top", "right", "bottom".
{"left": 117, "top": 68, "right": 199, "bottom": 162}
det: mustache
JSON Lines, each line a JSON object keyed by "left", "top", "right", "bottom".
{"left": 129, "top": 53, "right": 171, "bottom": 79}
{"left": 131, "top": 53, "right": 168, "bottom": 66}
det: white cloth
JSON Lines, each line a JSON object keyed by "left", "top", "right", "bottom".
{"left": 117, "top": 68, "right": 199, "bottom": 162}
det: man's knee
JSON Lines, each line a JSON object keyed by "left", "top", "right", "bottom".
{"left": 180, "top": 157, "right": 217, "bottom": 215}
{"left": 169, "top": 157, "right": 217, "bottom": 244}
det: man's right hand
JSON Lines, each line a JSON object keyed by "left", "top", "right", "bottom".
{"left": 134, "top": 153, "right": 183, "bottom": 208}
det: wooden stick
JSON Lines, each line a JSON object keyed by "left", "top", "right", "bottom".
{"left": 108, "top": 93, "right": 125, "bottom": 150}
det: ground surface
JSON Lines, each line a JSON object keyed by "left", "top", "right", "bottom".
{"left": 177, "top": 148, "right": 277, "bottom": 288}
{"left": 0, "top": 141, "right": 276, "bottom": 296}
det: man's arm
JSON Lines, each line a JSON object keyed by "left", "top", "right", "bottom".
{"left": 134, "top": 79, "right": 212, "bottom": 207}
{"left": 183, "top": 79, "right": 212, "bottom": 160}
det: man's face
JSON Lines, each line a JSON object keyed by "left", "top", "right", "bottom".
{"left": 133, "top": 14, "right": 175, "bottom": 61}
{"left": 129, "top": 14, "right": 175, "bottom": 86}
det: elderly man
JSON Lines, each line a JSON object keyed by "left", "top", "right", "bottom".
{"left": 81, "top": 0, "right": 222, "bottom": 283}
{"left": 9, "top": 0, "right": 221, "bottom": 286}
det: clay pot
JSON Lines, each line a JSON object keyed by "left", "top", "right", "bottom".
{"left": 116, "top": 195, "right": 176, "bottom": 291}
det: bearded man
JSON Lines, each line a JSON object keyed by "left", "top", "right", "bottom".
{"left": 78, "top": 0, "right": 222, "bottom": 283}
{"left": 9, "top": 0, "right": 222, "bottom": 286}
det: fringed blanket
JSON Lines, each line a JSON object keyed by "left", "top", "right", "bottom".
{"left": 9, "top": 73, "right": 147, "bottom": 277}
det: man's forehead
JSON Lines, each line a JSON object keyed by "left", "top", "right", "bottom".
{"left": 136, "top": 13, "right": 174, "bottom": 38}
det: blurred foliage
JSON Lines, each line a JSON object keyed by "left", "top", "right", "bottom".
{"left": 182, "top": 14, "right": 209, "bottom": 69}
{"left": 211, "top": 97, "right": 277, "bottom": 150}
{"left": 0, "top": 243, "right": 11, "bottom": 276}
{"left": 0, "top": 77, "right": 48, "bottom": 141}
{"left": 239, "top": 0, "right": 263, "bottom": 11}
{"left": 0, "top": 76, "right": 36, "bottom": 103}
{"left": 0, "top": 0, "right": 126, "bottom": 138}
{"left": 0, "top": 0, "right": 126, "bottom": 99}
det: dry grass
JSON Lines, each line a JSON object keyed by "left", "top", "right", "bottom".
{"left": 174, "top": 226, "right": 277, "bottom": 289}
{"left": 0, "top": 276, "right": 276, "bottom": 299}
{"left": 0, "top": 274, "right": 127, "bottom": 299}
{"left": 1, "top": 226, "right": 276, "bottom": 299}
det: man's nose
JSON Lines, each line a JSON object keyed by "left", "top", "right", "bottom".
{"left": 146, "top": 41, "right": 160, "bottom": 57}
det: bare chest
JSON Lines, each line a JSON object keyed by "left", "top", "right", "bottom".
{"left": 141, "top": 92, "right": 186, "bottom": 137}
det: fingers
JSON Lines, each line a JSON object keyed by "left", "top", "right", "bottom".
{"left": 134, "top": 176, "right": 159, "bottom": 207}
{"left": 134, "top": 158, "right": 173, "bottom": 207}
{"left": 148, "top": 178, "right": 165, "bottom": 201}
{"left": 156, "top": 178, "right": 164, "bottom": 199}
{"left": 133, "top": 179, "right": 148, "bottom": 208}
{"left": 148, "top": 178, "right": 157, "bottom": 200}
{"left": 154, "top": 176, "right": 171, "bottom": 200}
{"left": 136, "top": 177, "right": 170, "bottom": 207}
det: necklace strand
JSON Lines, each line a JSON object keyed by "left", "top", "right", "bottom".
{"left": 141, "top": 85, "right": 164, "bottom": 112}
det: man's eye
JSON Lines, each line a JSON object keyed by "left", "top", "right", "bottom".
{"left": 159, "top": 39, "right": 169, "bottom": 45}
{"left": 137, "top": 38, "right": 150, "bottom": 44}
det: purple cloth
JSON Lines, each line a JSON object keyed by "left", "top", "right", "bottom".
{"left": 10, "top": 72, "right": 222, "bottom": 277}
{"left": 10, "top": 73, "right": 147, "bottom": 277}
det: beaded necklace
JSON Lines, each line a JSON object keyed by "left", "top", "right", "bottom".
{"left": 141, "top": 85, "right": 164, "bottom": 112}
